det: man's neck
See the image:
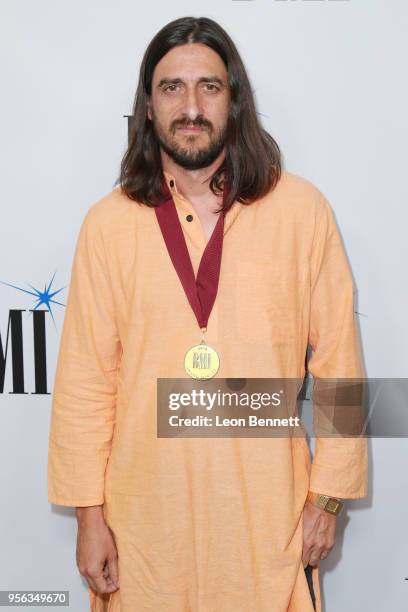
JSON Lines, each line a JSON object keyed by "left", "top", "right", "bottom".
{"left": 161, "top": 150, "right": 225, "bottom": 202}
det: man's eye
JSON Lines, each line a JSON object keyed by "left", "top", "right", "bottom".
{"left": 164, "top": 84, "right": 180, "bottom": 92}
{"left": 204, "top": 83, "right": 219, "bottom": 91}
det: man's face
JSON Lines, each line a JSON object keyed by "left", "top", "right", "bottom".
{"left": 147, "top": 43, "right": 230, "bottom": 170}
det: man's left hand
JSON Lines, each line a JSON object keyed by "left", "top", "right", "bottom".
{"left": 302, "top": 500, "right": 337, "bottom": 567}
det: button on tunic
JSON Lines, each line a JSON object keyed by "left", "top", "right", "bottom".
{"left": 48, "top": 170, "right": 368, "bottom": 611}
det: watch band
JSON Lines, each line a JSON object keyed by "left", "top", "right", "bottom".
{"left": 307, "top": 491, "right": 344, "bottom": 516}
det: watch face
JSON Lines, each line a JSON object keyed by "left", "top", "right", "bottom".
{"left": 326, "top": 499, "right": 340, "bottom": 514}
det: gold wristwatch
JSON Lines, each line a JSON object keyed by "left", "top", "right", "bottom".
{"left": 307, "top": 491, "right": 344, "bottom": 516}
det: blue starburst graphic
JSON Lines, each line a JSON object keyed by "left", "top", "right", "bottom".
{"left": 0, "top": 271, "right": 67, "bottom": 330}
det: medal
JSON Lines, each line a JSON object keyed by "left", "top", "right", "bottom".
{"left": 154, "top": 174, "right": 228, "bottom": 379}
{"left": 184, "top": 327, "right": 220, "bottom": 380}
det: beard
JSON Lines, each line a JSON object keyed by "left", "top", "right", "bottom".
{"left": 151, "top": 114, "right": 227, "bottom": 170}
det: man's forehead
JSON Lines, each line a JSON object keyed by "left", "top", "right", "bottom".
{"left": 152, "top": 43, "right": 227, "bottom": 82}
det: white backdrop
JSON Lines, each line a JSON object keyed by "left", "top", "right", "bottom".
{"left": 1, "top": 1, "right": 407, "bottom": 610}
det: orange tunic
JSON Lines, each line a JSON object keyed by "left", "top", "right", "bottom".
{"left": 48, "top": 170, "right": 368, "bottom": 611}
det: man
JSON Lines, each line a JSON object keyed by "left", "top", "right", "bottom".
{"left": 48, "top": 16, "right": 368, "bottom": 612}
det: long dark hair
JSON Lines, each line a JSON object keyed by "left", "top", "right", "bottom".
{"left": 115, "top": 16, "right": 282, "bottom": 212}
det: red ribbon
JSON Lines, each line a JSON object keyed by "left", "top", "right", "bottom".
{"left": 154, "top": 177, "right": 227, "bottom": 330}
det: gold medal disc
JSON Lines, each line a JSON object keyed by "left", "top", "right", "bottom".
{"left": 184, "top": 342, "right": 220, "bottom": 380}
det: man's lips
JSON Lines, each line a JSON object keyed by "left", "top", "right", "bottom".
{"left": 176, "top": 126, "right": 207, "bottom": 133}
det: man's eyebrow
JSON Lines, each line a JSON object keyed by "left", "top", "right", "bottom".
{"left": 156, "top": 76, "right": 226, "bottom": 88}
{"left": 198, "top": 76, "right": 225, "bottom": 87}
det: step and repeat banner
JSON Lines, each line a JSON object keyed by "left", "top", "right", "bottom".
{"left": 1, "top": 1, "right": 407, "bottom": 610}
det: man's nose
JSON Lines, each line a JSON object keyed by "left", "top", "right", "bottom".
{"left": 181, "top": 88, "right": 203, "bottom": 121}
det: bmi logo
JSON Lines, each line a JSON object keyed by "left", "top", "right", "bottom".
{"left": 0, "top": 272, "right": 66, "bottom": 395}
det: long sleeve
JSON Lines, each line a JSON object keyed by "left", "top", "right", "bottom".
{"left": 47, "top": 204, "right": 122, "bottom": 507}
{"left": 307, "top": 193, "right": 368, "bottom": 499}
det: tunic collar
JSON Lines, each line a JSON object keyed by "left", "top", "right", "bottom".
{"left": 162, "top": 170, "right": 243, "bottom": 236}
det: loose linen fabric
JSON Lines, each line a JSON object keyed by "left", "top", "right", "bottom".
{"left": 48, "top": 170, "right": 368, "bottom": 612}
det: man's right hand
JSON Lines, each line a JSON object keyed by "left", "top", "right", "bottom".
{"left": 76, "top": 505, "right": 120, "bottom": 594}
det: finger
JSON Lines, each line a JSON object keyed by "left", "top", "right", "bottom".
{"left": 320, "top": 550, "right": 329, "bottom": 560}
{"left": 85, "top": 576, "right": 100, "bottom": 594}
{"left": 302, "top": 539, "right": 314, "bottom": 568}
{"left": 86, "top": 574, "right": 106, "bottom": 594}
{"left": 87, "top": 570, "right": 115, "bottom": 595}
{"left": 101, "top": 563, "right": 118, "bottom": 591}
{"left": 107, "top": 554, "right": 120, "bottom": 588}
{"left": 308, "top": 547, "right": 321, "bottom": 567}
{"left": 302, "top": 550, "right": 310, "bottom": 568}
{"left": 302, "top": 542, "right": 318, "bottom": 568}
{"left": 302, "top": 510, "right": 327, "bottom": 568}
{"left": 87, "top": 580, "right": 117, "bottom": 597}
{"left": 316, "top": 526, "right": 327, "bottom": 549}
{"left": 302, "top": 535, "right": 320, "bottom": 567}
{"left": 78, "top": 568, "right": 99, "bottom": 594}
{"left": 326, "top": 519, "right": 337, "bottom": 548}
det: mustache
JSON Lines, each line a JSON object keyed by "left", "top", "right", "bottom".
{"left": 172, "top": 117, "right": 213, "bottom": 131}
